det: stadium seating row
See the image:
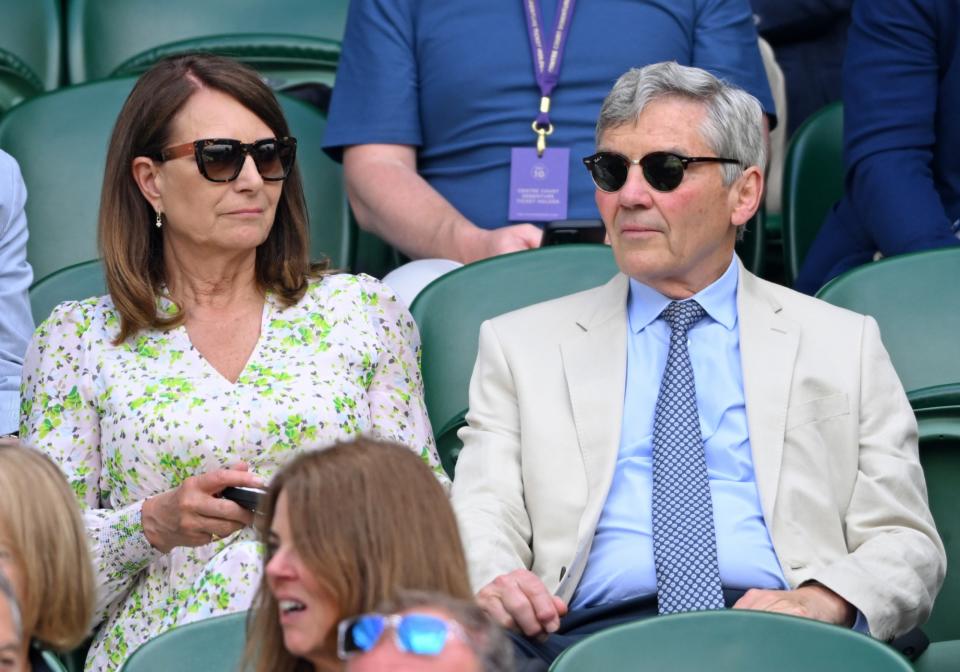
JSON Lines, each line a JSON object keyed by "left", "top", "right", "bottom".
{"left": 94, "top": 244, "right": 958, "bottom": 672}
{"left": 0, "top": 0, "right": 350, "bottom": 111}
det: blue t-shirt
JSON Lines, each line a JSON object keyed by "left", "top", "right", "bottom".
{"left": 324, "top": 0, "right": 775, "bottom": 231}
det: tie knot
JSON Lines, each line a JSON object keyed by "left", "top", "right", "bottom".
{"left": 660, "top": 300, "right": 705, "bottom": 335}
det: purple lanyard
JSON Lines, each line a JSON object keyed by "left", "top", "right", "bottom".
{"left": 522, "top": 0, "right": 577, "bottom": 155}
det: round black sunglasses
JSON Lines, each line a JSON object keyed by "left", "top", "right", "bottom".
{"left": 582, "top": 151, "right": 741, "bottom": 193}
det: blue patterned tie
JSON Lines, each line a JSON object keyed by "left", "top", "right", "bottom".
{"left": 652, "top": 300, "right": 725, "bottom": 614}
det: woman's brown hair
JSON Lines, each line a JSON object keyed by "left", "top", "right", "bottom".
{"left": 99, "top": 53, "right": 326, "bottom": 344}
{"left": 246, "top": 438, "right": 472, "bottom": 672}
{"left": 0, "top": 444, "right": 96, "bottom": 651}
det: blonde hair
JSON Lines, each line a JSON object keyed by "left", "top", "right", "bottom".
{"left": 246, "top": 438, "right": 472, "bottom": 672}
{"left": 0, "top": 444, "right": 95, "bottom": 651}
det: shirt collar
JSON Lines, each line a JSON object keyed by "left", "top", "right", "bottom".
{"left": 627, "top": 255, "right": 739, "bottom": 334}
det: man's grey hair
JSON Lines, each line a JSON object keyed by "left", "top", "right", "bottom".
{"left": 367, "top": 590, "right": 514, "bottom": 672}
{"left": 0, "top": 568, "right": 22, "bottom": 645}
{"left": 597, "top": 61, "right": 767, "bottom": 185}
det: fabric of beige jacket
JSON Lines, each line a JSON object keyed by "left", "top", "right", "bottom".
{"left": 451, "top": 261, "right": 945, "bottom": 641}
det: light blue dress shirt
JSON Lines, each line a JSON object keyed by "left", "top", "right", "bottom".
{"left": 0, "top": 150, "right": 34, "bottom": 434}
{"left": 572, "top": 258, "right": 788, "bottom": 608}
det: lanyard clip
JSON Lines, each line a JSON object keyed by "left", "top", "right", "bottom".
{"left": 532, "top": 120, "right": 554, "bottom": 158}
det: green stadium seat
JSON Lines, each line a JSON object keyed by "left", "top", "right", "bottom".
{"left": 737, "top": 210, "right": 765, "bottom": 277}
{"left": 549, "top": 610, "right": 913, "bottom": 672}
{"left": 817, "top": 247, "right": 960, "bottom": 646}
{"left": 815, "top": 247, "right": 960, "bottom": 395}
{"left": 0, "top": 77, "right": 352, "bottom": 284}
{"left": 409, "top": 245, "right": 620, "bottom": 476}
{"left": 29, "top": 259, "right": 106, "bottom": 325}
{"left": 913, "top": 411, "right": 960, "bottom": 643}
{"left": 118, "top": 612, "right": 246, "bottom": 672}
{"left": 67, "top": 0, "right": 349, "bottom": 89}
{"left": 0, "top": 0, "right": 60, "bottom": 111}
{"left": 913, "top": 640, "right": 960, "bottom": 672}
{"left": 782, "top": 101, "right": 844, "bottom": 286}
{"left": 39, "top": 649, "right": 68, "bottom": 672}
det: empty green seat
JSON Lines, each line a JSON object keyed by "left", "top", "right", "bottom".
{"left": 782, "top": 101, "right": 844, "bottom": 286}
{"left": 67, "top": 0, "right": 349, "bottom": 89}
{"left": 913, "top": 412, "right": 960, "bottom": 643}
{"left": 549, "top": 610, "right": 913, "bottom": 671}
{"left": 0, "top": 0, "right": 60, "bottom": 111}
{"left": 409, "top": 245, "right": 620, "bottom": 476}
{"left": 815, "top": 247, "right": 960, "bottom": 395}
{"left": 817, "top": 247, "right": 960, "bottom": 646}
{"left": 118, "top": 612, "right": 246, "bottom": 672}
{"left": 0, "top": 77, "right": 352, "bottom": 284}
{"left": 29, "top": 259, "right": 106, "bottom": 325}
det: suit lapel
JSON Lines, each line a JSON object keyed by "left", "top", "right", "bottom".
{"left": 738, "top": 265, "right": 799, "bottom": 522}
{"left": 560, "top": 274, "right": 629, "bottom": 542}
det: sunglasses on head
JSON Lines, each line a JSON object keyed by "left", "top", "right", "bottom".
{"left": 337, "top": 612, "right": 467, "bottom": 660}
{"left": 582, "top": 151, "right": 740, "bottom": 193}
{"left": 155, "top": 136, "right": 297, "bottom": 183}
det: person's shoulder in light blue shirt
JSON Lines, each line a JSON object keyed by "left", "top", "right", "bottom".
{"left": 0, "top": 149, "right": 34, "bottom": 434}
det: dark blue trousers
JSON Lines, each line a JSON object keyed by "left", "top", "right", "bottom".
{"left": 510, "top": 589, "right": 748, "bottom": 670}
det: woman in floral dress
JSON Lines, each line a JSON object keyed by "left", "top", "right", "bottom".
{"left": 19, "top": 54, "right": 445, "bottom": 672}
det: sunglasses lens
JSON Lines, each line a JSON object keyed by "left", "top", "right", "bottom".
{"left": 589, "top": 153, "right": 629, "bottom": 192}
{"left": 198, "top": 141, "right": 244, "bottom": 181}
{"left": 642, "top": 152, "right": 685, "bottom": 191}
{"left": 344, "top": 615, "right": 386, "bottom": 654}
{"left": 397, "top": 614, "right": 449, "bottom": 656}
{"left": 253, "top": 139, "right": 295, "bottom": 180}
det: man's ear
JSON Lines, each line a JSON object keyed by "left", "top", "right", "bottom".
{"left": 730, "top": 165, "right": 763, "bottom": 228}
{"left": 131, "top": 157, "right": 163, "bottom": 212}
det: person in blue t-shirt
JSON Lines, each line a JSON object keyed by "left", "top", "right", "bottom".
{"left": 324, "top": 0, "right": 775, "bottom": 264}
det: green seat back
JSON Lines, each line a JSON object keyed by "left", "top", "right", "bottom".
{"left": 29, "top": 259, "right": 107, "bottom": 325}
{"left": 39, "top": 649, "right": 68, "bottom": 672}
{"left": 0, "top": 0, "right": 60, "bottom": 92}
{"left": 549, "top": 610, "right": 912, "bottom": 671}
{"left": 815, "top": 247, "right": 960, "bottom": 395}
{"left": 67, "top": 0, "right": 349, "bottom": 85}
{"left": 119, "top": 612, "right": 247, "bottom": 672}
{"left": 782, "top": 101, "right": 844, "bottom": 285}
{"left": 737, "top": 209, "right": 765, "bottom": 276}
{"left": 0, "top": 78, "right": 351, "bottom": 283}
{"left": 913, "top": 640, "right": 960, "bottom": 672}
{"left": 108, "top": 34, "right": 341, "bottom": 92}
{"left": 409, "top": 245, "right": 620, "bottom": 476}
{"left": 0, "top": 78, "right": 135, "bottom": 282}
{"left": 915, "top": 412, "right": 960, "bottom": 642}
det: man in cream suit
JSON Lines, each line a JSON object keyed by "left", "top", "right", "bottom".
{"left": 450, "top": 62, "right": 945, "bottom": 665}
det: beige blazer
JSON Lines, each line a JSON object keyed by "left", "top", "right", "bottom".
{"left": 451, "top": 262, "right": 945, "bottom": 640}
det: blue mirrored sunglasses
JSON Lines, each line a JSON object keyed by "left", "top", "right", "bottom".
{"left": 337, "top": 612, "right": 466, "bottom": 659}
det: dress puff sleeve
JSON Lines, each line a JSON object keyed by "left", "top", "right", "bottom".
{"left": 20, "top": 299, "right": 161, "bottom": 621}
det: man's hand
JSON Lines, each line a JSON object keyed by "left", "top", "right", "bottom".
{"left": 476, "top": 569, "right": 568, "bottom": 638}
{"left": 733, "top": 583, "right": 856, "bottom": 627}
{"left": 461, "top": 224, "right": 542, "bottom": 264}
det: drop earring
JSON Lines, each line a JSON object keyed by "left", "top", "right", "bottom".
{"left": 155, "top": 211, "right": 163, "bottom": 228}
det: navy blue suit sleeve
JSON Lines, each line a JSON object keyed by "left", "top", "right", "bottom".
{"left": 843, "top": 0, "right": 956, "bottom": 253}
{"left": 323, "top": 0, "right": 420, "bottom": 161}
{"left": 750, "top": 0, "right": 852, "bottom": 37}
{"left": 693, "top": 0, "right": 776, "bottom": 125}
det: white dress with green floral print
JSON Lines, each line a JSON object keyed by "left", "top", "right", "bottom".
{"left": 19, "top": 274, "right": 445, "bottom": 672}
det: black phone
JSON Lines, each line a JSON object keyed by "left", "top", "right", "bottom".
{"left": 220, "top": 486, "right": 267, "bottom": 513}
{"left": 541, "top": 219, "right": 607, "bottom": 246}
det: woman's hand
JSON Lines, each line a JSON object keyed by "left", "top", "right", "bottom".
{"left": 141, "top": 463, "right": 264, "bottom": 553}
